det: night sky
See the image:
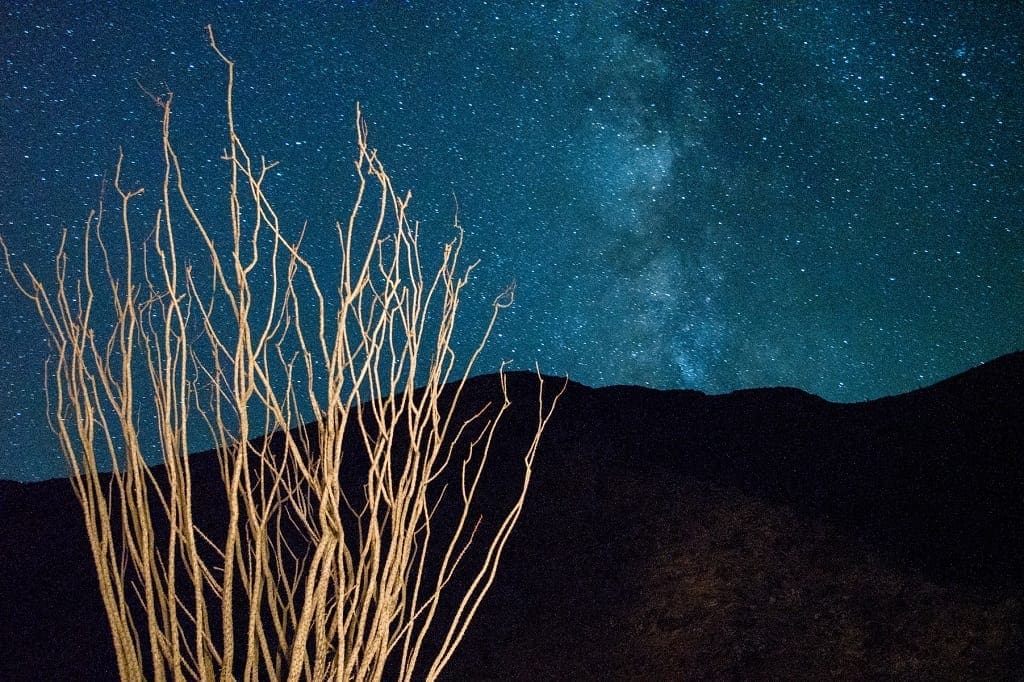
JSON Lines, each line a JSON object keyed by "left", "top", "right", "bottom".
{"left": 2, "top": 1, "right": 1022, "bottom": 481}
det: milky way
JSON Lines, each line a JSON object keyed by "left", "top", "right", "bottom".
{"left": 2, "top": 2, "right": 1022, "bottom": 479}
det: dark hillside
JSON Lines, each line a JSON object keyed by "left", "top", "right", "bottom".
{"left": 2, "top": 353, "right": 1022, "bottom": 679}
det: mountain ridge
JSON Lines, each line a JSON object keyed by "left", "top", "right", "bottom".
{"left": 2, "top": 351, "right": 1022, "bottom": 678}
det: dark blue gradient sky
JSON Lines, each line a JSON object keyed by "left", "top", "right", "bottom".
{"left": 2, "top": 1, "right": 1022, "bottom": 480}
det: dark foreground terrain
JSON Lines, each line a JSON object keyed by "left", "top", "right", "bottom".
{"left": 2, "top": 352, "right": 1023, "bottom": 679}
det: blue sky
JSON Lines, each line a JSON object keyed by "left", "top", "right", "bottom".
{"left": 2, "top": 0, "right": 1022, "bottom": 479}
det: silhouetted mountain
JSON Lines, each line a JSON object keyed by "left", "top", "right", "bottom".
{"left": 2, "top": 353, "right": 1022, "bottom": 679}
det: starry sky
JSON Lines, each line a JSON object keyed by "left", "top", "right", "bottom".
{"left": 2, "top": 1, "right": 1022, "bottom": 480}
